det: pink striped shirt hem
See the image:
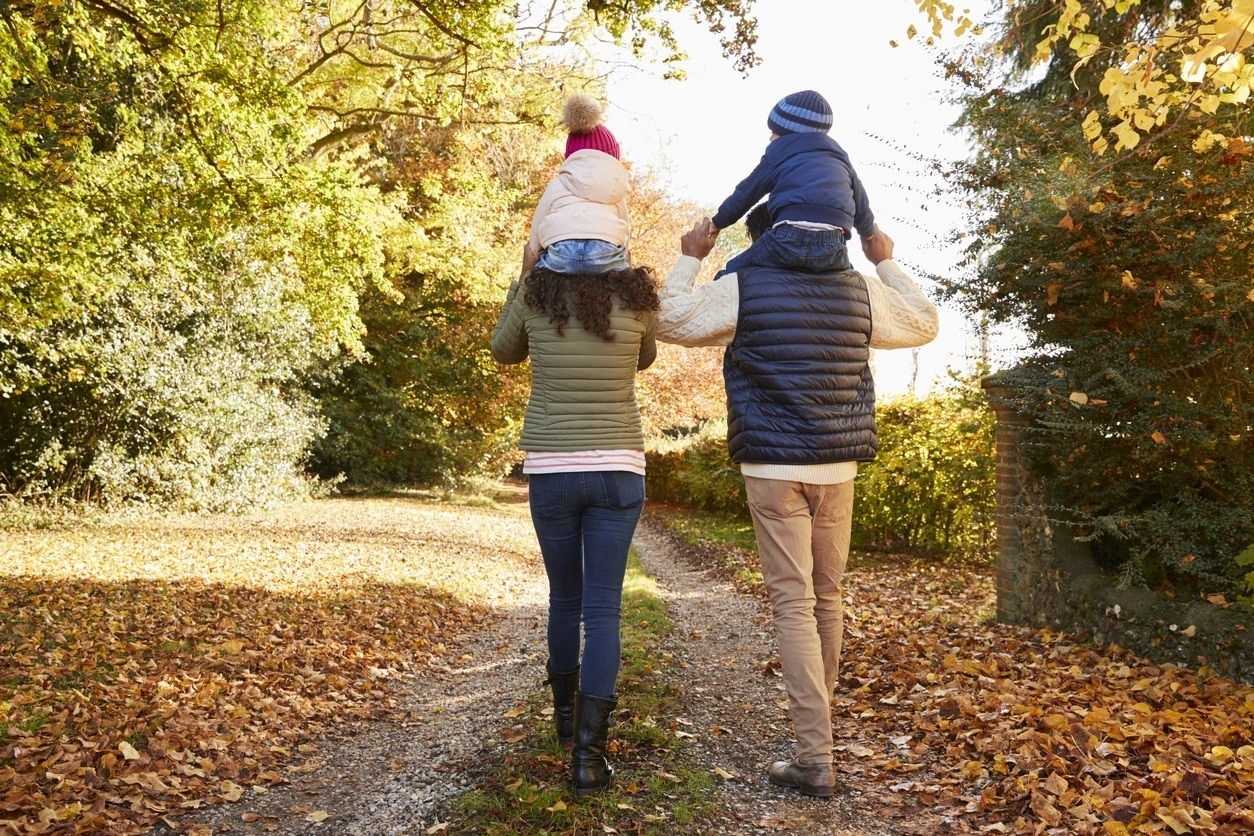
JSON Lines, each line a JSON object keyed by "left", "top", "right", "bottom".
{"left": 523, "top": 450, "right": 646, "bottom": 476}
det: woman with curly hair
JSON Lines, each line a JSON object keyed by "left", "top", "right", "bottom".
{"left": 492, "top": 96, "right": 657, "bottom": 793}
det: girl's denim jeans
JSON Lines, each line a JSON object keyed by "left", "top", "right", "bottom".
{"left": 528, "top": 470, "right": 645, "bottom": 698}
{"left": 535, "top": 239, "right": 630, "bottom": 274}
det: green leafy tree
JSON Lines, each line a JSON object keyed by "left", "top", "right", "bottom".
{"left": 310, "top": 110, "right": 545, "bottom": 486}
{"left": 943, "top": 0, "right": 1254, "bottom": 593}
{"left": 281, "top": 0, "right": 758, "bottom": 161}
{"left": 0, "top": 2, "right": 405, "bottom": 507}
{"left": 0, "top": 0, "right": 761, "bottom": 504}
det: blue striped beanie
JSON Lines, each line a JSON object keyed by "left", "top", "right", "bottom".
{"left": 767, "top": 90, "right": 833, "bottom": 135}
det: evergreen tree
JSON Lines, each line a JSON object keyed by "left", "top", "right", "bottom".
{"left": 945, "top": 0, "right": 1254, "bottom": 593}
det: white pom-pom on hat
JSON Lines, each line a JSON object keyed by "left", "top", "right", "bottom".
{"left": 561, "top": 92, "right": 620, "bottom": 159}
{"left": 562, "top": 92, "right": 603, "bottom": 135}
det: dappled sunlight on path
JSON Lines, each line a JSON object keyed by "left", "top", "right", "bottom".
{"left": 0, "top": 496, "right": 542, "bottom": 834}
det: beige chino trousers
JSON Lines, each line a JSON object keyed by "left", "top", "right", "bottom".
{"left": 744, "top": 475, "right": 854, "bottom": 766}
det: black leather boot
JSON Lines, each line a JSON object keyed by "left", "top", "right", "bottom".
{"left": 570, "top": 692, "right": 617, "bottom": 795}
{"left": 544, "top": 662, "right": 579, "bottom": 747}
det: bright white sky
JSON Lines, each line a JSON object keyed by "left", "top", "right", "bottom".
{"left": 599, "top": 0, "right": 1022, "bottom": 396}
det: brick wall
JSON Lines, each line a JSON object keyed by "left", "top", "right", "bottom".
{"left": 982, "top": 379, "right": 1059, "bottom": 627}
{"left": 981, "top": 376, "right": 1254, "bottom": 682}
{"left": 988, "top": 395, "right": 1027, "bottom": 623}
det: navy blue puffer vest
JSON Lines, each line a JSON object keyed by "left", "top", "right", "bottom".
{"left": 723, "top": 257, "right": 877, "bottom": 465}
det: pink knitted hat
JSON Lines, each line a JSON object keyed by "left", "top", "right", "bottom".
{"left": 562, "top": 93, "right": 621, "bottom": 159}
{"left": 565, "top": 124, "right": 621, "bottom": 159}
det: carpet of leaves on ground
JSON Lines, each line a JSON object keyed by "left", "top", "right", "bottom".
{"left": 7, "top": 496, "right": 1254, "bottom": 836}
{"left": 649, "top": 508, "right": 1254, "bottom": 836}
{"left": 0, "top": 496, "right": 538, "bottom": 834}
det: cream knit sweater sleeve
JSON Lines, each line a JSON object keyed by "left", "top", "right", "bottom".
{"left": 657, "top": 254, "right": 937, "bottom": 351}
{"left": 656, "top": 255, "right": 738, "bottom": 347}
{"left": 865, "top": 260, "right": 940, "bottom": 350}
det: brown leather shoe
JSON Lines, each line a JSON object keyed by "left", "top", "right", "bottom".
{"left": 767, "top": 759, "right": 834, "bottom": 798}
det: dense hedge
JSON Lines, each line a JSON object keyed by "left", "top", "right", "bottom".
{"left": 646, "top": 420, "right": 748, "bottom": 519}
{"left": 940, "top": 0, "right": 1254, "bottom": 599}
{"left": 645, "top": 388, "right": 996, "bottom": 560}
{"left": 851, "top": 387, "right": 996, "bottom": 560}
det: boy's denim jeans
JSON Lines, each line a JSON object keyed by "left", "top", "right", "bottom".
{"left": 528, "top": 470, "right": 645, "bottom": 698}
{"left": 718, "top": 223, "right": 852, "bottom": 279}
{"left": 536, "top": 238, "right": 630, "bottom": 274}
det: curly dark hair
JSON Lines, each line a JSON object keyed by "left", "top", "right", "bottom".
{"left": 523, "top": 266, "right": 660, "bottom": 340}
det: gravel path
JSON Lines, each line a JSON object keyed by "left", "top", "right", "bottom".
{"left": 182, "top": 513, "right": 903, "bottom": 835}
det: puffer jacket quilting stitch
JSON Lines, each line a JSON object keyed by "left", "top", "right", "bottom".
{"left": 723, "top": 260, "right": 876, "bottom": 465}
{"left": 492, "top": 277, "right": 656, "bottom": 452}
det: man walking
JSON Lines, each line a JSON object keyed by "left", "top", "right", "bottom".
{"left": 657, "top": 215, "right": 939, "bottom": 797}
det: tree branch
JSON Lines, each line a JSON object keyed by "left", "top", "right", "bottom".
{"left": 400, "top": 0, "right": 479, "bottom": 48}
{"left": 372, "top": 38, "right": 458, "bottom": 66}
{"left": 309, "top": 121, "right": 385, "bottom": 160}
{"left": 80, "top": 0, "right": 155, "bottom": 50}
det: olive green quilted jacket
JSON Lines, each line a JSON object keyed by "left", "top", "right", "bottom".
{"left": 491, "top": 278, "right": 656, "bottom": 452}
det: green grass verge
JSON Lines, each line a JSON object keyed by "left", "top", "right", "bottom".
{"left": 443, "top": 550, "right": 721, "bottom": 834}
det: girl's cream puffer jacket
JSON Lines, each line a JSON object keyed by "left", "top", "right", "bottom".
{"left": 527, "top": 149, "right": 630, "bottom": 252}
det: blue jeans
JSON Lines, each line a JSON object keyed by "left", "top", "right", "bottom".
{"left": 716, "top": 223, "right": 852, "bottom": 280}
{"left": 536, "top": 239, "right": 630, "bottom": 274}
{"left": 528, "top": 470, "right": 645, "bottom": 698}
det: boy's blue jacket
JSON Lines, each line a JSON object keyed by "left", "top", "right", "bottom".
{"left": 711, "top": 132, "right": 874, "bottom": 238}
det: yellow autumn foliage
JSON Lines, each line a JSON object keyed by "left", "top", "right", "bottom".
{"left": 914, "top": 0, "right": 1254, "bottom": 152}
